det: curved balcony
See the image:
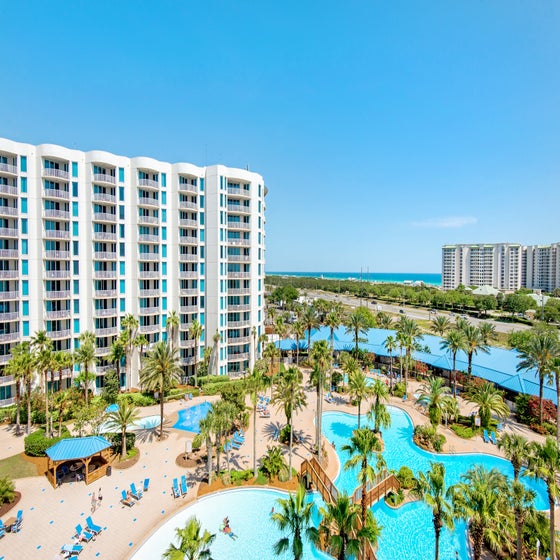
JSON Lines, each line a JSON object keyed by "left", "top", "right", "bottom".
{"left": 179, "top": 305, "right": 198, "bottom": 314}
{"left": 95, "top": 325, "right": 119, "bottom": 336}
{"left": 0, "top": 184, "right": 18, "bottom": 196}
{"left": 138, "top": 215, "right": 159, "bottom": 226}
{"left": 179, "top": 288, "right": 198, "bottom": 296}
{"left": 0, "top": 270, "right": 18, "bottom": 279}
{"left": 228, "top": 254, "right": 250, "bottom": 262}
{"left": 138, "top": 252, "right": 159, "bottom": 261}
{"left": 45, "top": 290, "right": 70, "bottom": 299}
{"left": 93, "top": 173, "right": 116, "bottom": 185}
{"left": 44, "top": 229, "right": 70, "bottom": 240}
{"left": 93, "top": 192, "right": 117, "bottom": 204}
{"left": 227, "top": 271, "right": 251, "bottom": 279}
{"left": 94, "top": 270, "right": 117, "bottom": 279}
{"left": 228, "top": 238, "right": 251, "bottom": 247}
{"left": 93, "top": 212, "right": 117, "bottom": 223}
{"left": 139, "top": 323, "right": 161, "bottom": 334}
{"left": 227, "top": 186, "right": 251, "bottom": 198}
{"left": 93, "top": 231, "right": 117, "bottom": 241}
{"left": 178, "top": 271, "right": 198, "bottom": 279}
{"left": 44, "top": 270, "right": 71, "bottom": 279}
{"left": 0, "top": 249, "right": 18, "bottom": 259}
{"left": 0, "top": 206, "right": 18, "bottom": 217}
{"left": 138, "top": 270, "right": 160, "bottom": 279}
{"left": 228, "top": 304, "right": 251, "bottom": 312}
{"left": 138, "top": 196, "right": 159, "bottom": 208}
{"left": 178, "top": 182, "right": 198, "bottom": 195}
{"left": 43, "top": 188, "right": 70, "bottom": 200}
{"left": 49, "top": 329, "right": 71, "bottom": 340}
{"left": 45, "top": 309, "right": 71, "bottom": 319}
{"left": 227, "top": 222, "right": 250, "bottom": 231}
{"left": 227, "top": 204, "right": 251, "bottom": 214}
{"left": 0, "top": 332, "right": 19, "bottom": 343}
{"left": 45, "top": 250, "right": 70, "bottom": 260}
{"left": 0, "top": 227, "right": 18, "bottom": 238}
{"left": 139, "top": 288, "right": 160, "bottom": 297}
{"left": 94, "top": 289, "right": 117, "bottom": 297}
{"left": 95, "top": 308, "right": 118, "bottom": 317}
{"left": 228, "top": 288, "right": 251, "bottom": 295}
{"left": 138, "top": 178, "right": 159, "bottom": 189}
{"left": 0, "top": 162, "right": 17, "bottom": 175}
{"left": 228, "top": 336, "right": 251, "bottom": 345}
{"left": 227, "top": 319, "right": 251, "bottom": 328}
{"left": 95, "top": 346, "right": 111, "bottom": 357}
{"left": 179, "top": 339, "right": 195, "bottom": 348}
{"left": 138, "top": 234, "right": 159, "bottom": 243}
{"left": 43, "top": 167, "right": 69, "bottom": 180}
{"left": 94, "top": 251, "right": 117, "bottom": 261}
{"left": 179, "top": 254, "right": 198, "bottom": 262}
{"left": 43, "top": 209, "right": 70, "bottom": 220}
{"left": 178, "top": 236, "right": 198, "bottom": 246}
{"left": 179, "top": 218, "right": 198, "bottom": 228}
{"left": 139, "top": 306, "right": 160, "bottom": 315}
{"left": 0, "top": 312, "right": 19, "bottom": 322}
{"left": 227, "top": 352, "right": 249, "bottom": 361}
{"left": 179, "top": 200, "right": 197, "bottom": 211}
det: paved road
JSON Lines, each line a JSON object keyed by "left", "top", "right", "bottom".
{"left": 307, "top": 290, "right": 530, "bottom": 334}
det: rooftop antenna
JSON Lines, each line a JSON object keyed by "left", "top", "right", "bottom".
{"left": 246, "top": 164, "right": 249, "bottom": 171}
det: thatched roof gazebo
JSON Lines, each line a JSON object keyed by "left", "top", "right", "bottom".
{"left": 45, "top": 436, "right": 112, "bottom": 488}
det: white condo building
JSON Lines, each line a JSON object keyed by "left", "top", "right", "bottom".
{"left": 442, "top": 242, "right": 560, "bottom": 292}
{"left": 0, "top": 137, "right": 267, "bottom": 406}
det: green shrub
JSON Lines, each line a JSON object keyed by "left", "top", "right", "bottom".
{"left": 118, "top": 393, "right": 156, "bottom": 407}
{"left": 201, "top": 382, "right": 232, "bottom": 395}
{"left": 278, "top": 467, "right": 290, "bottom": 483}
{"left": 0, "top": 406, "right": 15, "bottom": 423}
{"left": 450, "top": 424, "right": 476, "bottom": 439}
{"left": 199, "top": 375, "right": 229, "bottom": 386}
{"left": 24, "top": 428, "right": 70, "bottom": 457}
{"left": 396, "top": 466, "right": 415, "bottom": 489}
{"left": 385, "top": 488, "right": 405, "bottom": 507}
{"left": 230, "top": 469, "right": 253, "bottom": 485}
{"left": 393, "top": 382, "right": 406, "bottom": 398}
{"left": 106, "top": 432, "right": 136, "bottom": 454}
{"left": 413, "top": 424, "right": 446, "bottom": 453}
{"left": 192, "top": 434, "right": 203, "bottom": 450}
{"left": 515, "top": 393, "right": 531, "bottom": 425}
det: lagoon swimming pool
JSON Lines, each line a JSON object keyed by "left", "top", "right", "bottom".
{"left": 173, "top": 401, "right": 213, "bottom": 432}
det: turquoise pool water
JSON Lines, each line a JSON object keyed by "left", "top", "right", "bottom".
{"left": 134, "top": 415, "right": 161, "bottom": 430}
{"left": 131, "top": 488, "right": 331, "bottom": 559}
{"left": 322, "top": 407, "right": 548, "bottom": 560}
{"left": 173, "top": 401, "right": 213, "bottom": 432}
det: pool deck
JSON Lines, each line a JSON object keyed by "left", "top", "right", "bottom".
{"left": 0, "top": 375, "right": 553, "bottom": 560}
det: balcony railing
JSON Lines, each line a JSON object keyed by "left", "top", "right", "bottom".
{"left": 43, "top": 167, "right": 69, "bottom": 180}
{"left": 228, "top": 304, "right": 251, "bottom": 312}
{"left": 227, "top": 221, "right": 250, "bottom": 230}
{"left": 228, "top": 238, "right": 251, "bottom": 247}
{"left": 0, "top": 270, "right": 18, "bottom": 279}
{"left": 228, "top": 288, "right": 251, "bottom": 295}
{"left": 46, "top": 290, "right": 70, "bottom": 299}
{"left": 138, "top": 196, "right": 159, "bottom": 208}
{"left": 0, "top": 228, "right": 18, "bottom": 238}
{"left": 0, "top": 312, "right": 19, "bottom": 321}
{"left": 95, "top": 346, "right": 111, "bottom": 357}
{"left": 95, "top": 308, "right": 117, "bottom": 317}
{"left": 179, "top": 271, "right": 198, "bottom": 279}
{"left": 93, "top": 173, "right": 116, "bottom": 185}
{"left": 139, "top": 306, "right": 160, "bottom": 315}
{"left": 93, "top": 231, "right": 117, "bottom": 241}
{"left": 227, "top": 271, "right": 251, "bottom": 279}
{"left": 95, "top": 326, "right": 119, "bottom": 336}
{"left": 43, "top": 209, "right": 70, "bottom": 220}
{"left": 180, "top": 356, "right": 196, "bottom": 366}
{"left": 138, "top": 252, "right": 159, "bottom": 261}
{"left": 94, "top": 270, "right": 117, "bottom": 279}
{"left": 138, "top": 234, "right": 159, "bottom": 243}
{"left": 45, "top": 309, "right": 71, "bottom": 319}
{"left": 95, "top": 364, "right": 114, "bottom": 373}
{"left": 138, "top": 215, "right": 159, "bottom": 225}
{"left": 179, "top": 200, "right": 197, "bottom": 210}
{"left": 178, "top": 182, "right": 198, "bottom": 194}
{"left": 139, "top": 323, "right": 161, "bottom": 333}
{"left": 228, "top": 254, "right": 250, "bottom": 262}
{"left": 45, "top": 270, "right": 71, "bottom": 279}
{"left": 228, "top": 336, "right": 251, "bottom": 345}
{"left": 138, "top": 178, "right": 159, "bottom": 189}
{"left": 179, "top": 218, "right": 198, "bottom": 228}
{"left": 0, "top": 332, "right": 20, "bottom": 343}
{"left": 179, "top": 339, "right": 195, "bottom": 349}
{"left": 139, "top": 288, "right": 160, "bottom": 297}
{"left": 0, "top": 162, "right": 17, "bottom": 174}
{"left": 179, "top": 288, "right": 198, "bottom": 296}
{"left": 0, "top": 397, "right": 16, "bottom": 406}
{"left": 93, "top": 212, "right": 117, "bottom": 223}
{"left": 138, "top": 270, "right": 160, "bottom": 279}
{"left": 228, "top": 352, "right": 249, "bottom": 361}
{"left": 44, "top": 188, "right": 70, "bottom": 200}
{"left": 0, "top": 374, "right": 14, "bottom": 384}
{"left": 227, "top": 204, "right": 251, "bottom": 214}
{"left": 227, "top": 319, "right": 251, "bottom": 328}
{"left": 227, "top": 186, "right": 251, "bottom": 198}
{"left": 95, "top": 289, "right": 117, "bottom": 297}
{"left": 94, "top": 252, "right": 117, "bottom": 261}
{"left": 180, "top": 305, "right": 198, "bottom": 313}
{"left": 0, "top": 184, "right": 18, "bottom": 196}
{"left": 0, "top": 249, "right": 18, "bottom": 258}
{"left": 179, "top": 254, "right": 198, "bottom": 262}
{"left": 0, "top": 206, "right": 18, "bottom": 217}
{"left": 44, "top": 229, "right": 70, "bottom": 240}
{"left": 0, "top": 355, "right": 9, "bottom": 365}
{"left": 45, "top": 250, "right": 70, "bottom": 259}
{"left": 179, "top": 236, "right": 198, "bottom": 245}
{"left": 93, "top": 192, "right": 117, "bottom": 204}
{"left": 50, "top": 329, "right": 71, "bottom": 340}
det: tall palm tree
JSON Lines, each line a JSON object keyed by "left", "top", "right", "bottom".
{"left": 344, "top": 309, "right": 369, "bottom": 354}
{"left": 396, "top": 317, "right": 423, "bottom": 395}
{"left": 189, "top": 319, "right": 204, "bottom": 386}
{"left": 31, "top": 330, "right": 53, "bottom": 436}
{"left": 121, "top": 313, "right": 139, "bottom": 388}
{"left": 166, "top": 310, "right": 180, "bottom": 351}
{"left": 106, "top": 400, "right": 140, "bottom": 457}
{"left": 416, "top": 377, "right": 453, "bottom": 428}
{"left": 383, "top": 335, "right": 398, "bottom": 393}
{"left": 552, "top": 356, "right": 560, "bottom": 443}
{"left": 465, "top": 382, "right": 510, "bottom": 429}
{"left": 291, "top": 321, "right": 305, "bottom": 366}
{"left": 450, "top": 465, "right": 510, "bottom": 560}
{"left": 247, "top": 363, "right": 266, "bottom": 478}
{"left": 272, "top": 366, "right": 306, "bottom": 479}
{"left": 53, "top": 389, "right": 72, "bottom": 437}
{"left": 412, "top": 462, "right": 454, "bottom": 560}
{"left": 133, "top": 333, "right": 149, "bottom": 379}
{"left": 478, "top": 322, "right": 498, "bottom": 346}
{"left": 325, "top": 309, "right": 342, "bottom": 359}
{"left": 108, "top": 338, "right": 126, "bottom": 386}
{"left": 376, "top": 311, "right": 393, "bottom": 330}
{"left": 526, "top": 437, "right": 560, "bottom": 560}
{"left": 497, "top": 433, "right": 531, "bottom": 481}
{"left": 75, "top": 331, "right": 97, "bottom": 406}
{"left": 430, "top": 316, "right": 451, "bottom": 337}
{"left": 163, "top": 516, "right": 215, "bottom": 560}
{"left": 251, "top": 325, "right": 257, "bottom": 366}
{"left": 340, "top": 354, "right": 360, "bottom": 390}
{"left": 310, "top": 340, "right": 331, "bottom": 464}
{"left": 367, "top": 379, "right": 391, "bottom": 434}
{"left": 53, "top": 349, "right": 73, "bottom": 393}
{"left": 211, "top": 400, "right": 237, "bottom": 473}
{"left": 342, "top": 428, "right": 382, "bottom": 527}
{"left": 301, "top": 306, "right": 319, "bottom": 358}
{"left": 439, "top": 329, "right": 467, "bottom": 398}
{"left": 263, "top": 342, "right": 280, "bottom": 394}
{"left": 9, "top": 342, "right": 34, "bottom": 434}
{"left": 347, "top": 369, "right": 372, "bottom": 429}
{"left": 318, "top": 493, "right": 379, "bottom": 560}
{"left": 508, "top": 480, "right": 536, "bottom": 560}
{"left": 271, "top": 484, "right": 318, "bottom": 560}
{"left": 462, "top": 324, "right": 490, "bottom": 377}
{"left": 198, "top": 415, "right": 214, "bottom": 484}
{"left": 516, "top": 330, "right": 560, "bottom": 426}
{"left": 140, "top": 341, "right": 181, "bottom": 438}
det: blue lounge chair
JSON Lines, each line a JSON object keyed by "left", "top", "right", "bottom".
{"left": 490, "top": 431, "right": 497, "bottom": 445}
{"left": 121, "top": 490, "right": 135, "bottom": 507}
{"left": 12, "top": 510, "right": 22, "bottom": 533}
{"left": 233, "top": 431, "right": 245, "bottom": 441}
{"left": 75, "top": 523, "right": 94, "bottom": 542}
{"left": 86, "top": 516, "right": 102, "bottom": 535}
{"left": 172, "top": 478, "right": 181, "bottom": 499}
{"left": 143, "top": 478, "right": 150, "bottom": 492}
{"left": 483, "top": 429, "right": 490, "bottom": 443}
{"left": 0, "top": 519, "right": 5, "bottom": 538}
{"left": 180, "top": 475, "right": 188, "bottom": 496}
{"left": 62, "top": 543, "right": 83, "bottom": 555}
{"left": 130, "top": 482, "right": 143, "bottom": 500}
{"left": 233, "top": 435, "right": 244, "bottom": 445}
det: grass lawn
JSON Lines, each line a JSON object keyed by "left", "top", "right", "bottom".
{"left": 0, "top": 453, "right": 41, "bottom": 479}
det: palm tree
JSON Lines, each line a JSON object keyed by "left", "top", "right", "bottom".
{"left": 318, "top": 493, "right": 379, "bottom": 560}
{"left": 376, "top": 311, "right": 393, "bottom": 330}
{"left": 121, "top": 313, "right": 139, "bottom": 388}
{"left": 412, "top": 462, "right": 454, "bottom": 560}
{"left": 272, "top": 366, "right": 306, "bottom": 479}
{"left": 439, "top": 329, "right": 467, "bottom": 397}
{"left": 53, "top": 389, "right": 72, "bottom": 436}
{"left": 211, "top": 400, "right": 237, "bottom": 473}
{"left": 396, "top": 317, "right": 423, "bottom": 395}
{"left": 106, "top": 400, "right": 140, "bottom": 457}
{"left": 462, "top": 325, "right": 490, "bottom": 377}
{"left": 53, "top": 349, "right": 73, "bottom": 393}
{"left": 163, "top": 516, "right": 215, "bottom": 560}
{"left": 291, "top": 321, "right": 305, "bottom": 366}
{"left": 466, "top": 382, "right": 510, "bottom": 429}
{"left": 199, "top": 415, "right": 214, "bottom": 484}
{"left": 344, "top": 309, "right": 369, "bottom": 354}
{"left": 263, "top": 342, "right": 280, "bottom": 394}
{"left": 478, "top": 322, "right": 498, "bottom": 345}
{"left": 247, "top": 363, "right": 266, "bottom": 477}
{"left": 430, "top": 316, "right": 451, "bottom": 337}
{"left": 340, "top": 354, "right": 360, "bottom": 390}
{"left": 301, "top": 306, "right": 319, "bottom": 358}
{"left": 383, "top": 335, "right": 398, "bottom": 393}
{"left": 5, "top": 348, "right": 26, "bottom": 434}
{"left": 188, "top": 319, "right": 204, "bottom": 386}
{"left": 342, "top": 428, "right": 382, "bottom": 527}
{"left": 416, "top": 377, "right": 453, "bottom": 428}
{"left": 497, "top": 433, "right": 531, "bottom": 481}
{"left": 271, "top": 484, "right": 318, "bottom": 560}
{"left": 325, "top": 309, "right": 342, "bottom": 359}
{"left": 75, "top": 331, "right": 97, "bottom": 406}
{"left": 516, "top": 330, "right": 560, "bottom": 426}
{"left": 525, "top": 437, "right": 560, "bottom": 560}
{"left": 367, "top": 379, "right": 391, "bottom": 433}
{"left": 31, "top": 330, "right": 53, "bottom": 436}
{"left": 309, "top": 340, "right": 331, "bottom": 464}
{"left": 347, "top": 369, "right": 372, "bottom": 429}
{"left": 251, "top": 325, "right": 257, "bottom": 366}
{"left": 508, "top": 480, "right": 536, "bottom": 560}
{"left": 8, "top": 342, "right": 34, "bottom": 434}
{"left": 140, "top": 341, "right": 181, "bottom": 438}
{"left": 108, "top": 338, "right": 126, "bottom": 386}
{"left": 166, "top": 310, "right": 180, "bottom": 351}
{"left": 450, "top": 465, "right": 510, "bottom": 560}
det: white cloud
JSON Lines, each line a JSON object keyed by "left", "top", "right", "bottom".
{"left": 411, "top": 216, "right": 478, "bottom": 229}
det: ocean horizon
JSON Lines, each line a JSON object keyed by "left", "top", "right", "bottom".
{"left": 267, "top": 271, "right": 442, "bottom": 286}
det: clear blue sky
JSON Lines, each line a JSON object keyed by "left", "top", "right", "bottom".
{"left": 3, "top": 1, "right": 559, "bottom": 273}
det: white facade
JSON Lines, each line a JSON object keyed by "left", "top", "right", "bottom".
{"left": 442, "top": 242, "right": 560, "bottom": 292}
{"left": 0, "top": 137, "right": 266, "bottom": 405}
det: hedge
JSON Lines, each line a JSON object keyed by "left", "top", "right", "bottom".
{"left": 24, "top": 428, "right": 71, "bottom": 457}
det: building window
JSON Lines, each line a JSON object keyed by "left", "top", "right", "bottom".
{"left": 162, "top": 244, "right": 167, "bottom": 258}
{"left": 120, "top": 262, "right": 125, "bottom": 275}
{"left": 22, "top": 239, "right": 28, "bottom": 255}
{"left": 73, "top": 222, "right": 79, "bottom": 236}
{"left": 162, "top": 262, "right": 167, "bottom": 276}
{"left": 161, "top": 173, "right": 167, "bottom": 187}
{"left": 22, "top": 280, "right": 29, "bottom": 296}
{"left": 73, "top": 260, "right": 79, "bottom": 275}
{"left": 72, "top": 201, "right": 79, "bottom": 217}
{"left": 73, "top": 241, "right": 79, "bottom": 256}
{"left": 72, "top": 182, "right": 78, "bottom": 197}
{"left": 23, "top": 301, "right": 29, "bottom": 316}
{"left": 74, "top": 300, "right": 80, "bottom": 314}
{"left": 21, "top": 198, "right": 27, "bottom": 213}
{"left": 120, "top": 243, "right": 125, "bottom": 257}
{"left": 119, "top": 186, "right": 124, "bottom": 201}
{"left": 21, "top": 177, "right": 27, "bottom": 193}
{"left": 162, "top": 192, "right": 167, "bottom": 205}
{"left": 23, "top": 321, "right": 29, "bottom": 337}
{"left": 22, "top": 260, "right": 28, "bottom": 275}
{"left": 73, "top": 280, "right": 79, "bottom": 295}
{"left": 120, "top": 298, "right": 125, "bottom": 312}
{"left": 162, "top": 279, "right": 167, "bottom": 293}
{"left": 21, "top": 219, "right": 28, "bottom": 234}
{"left": 120, "top": 279, "right": 125, "bottom": 293}
{"left": 74, "top": 319, "right": 80, "bottom": 333}
{"left": 20, "top": 156, "right": 27, "bottom": 172}
{"left": 119, "top": 167, "right": 125, "bottom": 182}
{"left": 119, "top": 205, "right": 125, "bottom": 220}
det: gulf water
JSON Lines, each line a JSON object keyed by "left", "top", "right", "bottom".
{"left": 267, "top": 271, "right": 442, "bottom": 286}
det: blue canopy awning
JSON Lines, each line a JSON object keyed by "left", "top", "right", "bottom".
{"left": 46, "top": 436, "right": 111, "bottom": 462}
